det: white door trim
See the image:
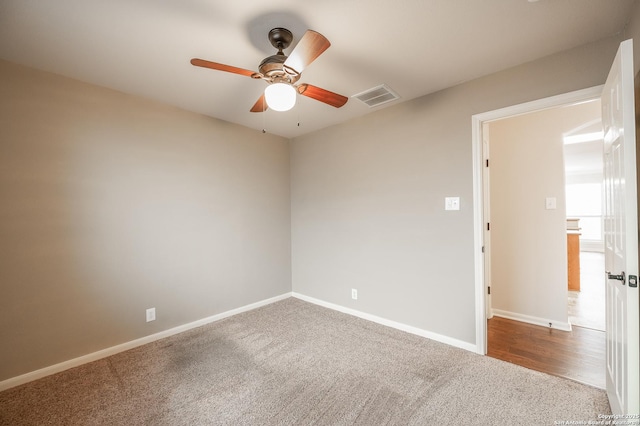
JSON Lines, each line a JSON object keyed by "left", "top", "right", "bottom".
{"left": 471, "top": 85, "right": 604, "bottom": 355}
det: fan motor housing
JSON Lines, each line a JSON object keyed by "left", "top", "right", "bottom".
{"left": 259, "top": 54, "right": 300, "bottom": 84}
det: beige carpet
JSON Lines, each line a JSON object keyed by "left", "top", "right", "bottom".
{"left": 0, "top": 297, "right": 610, "bottom": 425}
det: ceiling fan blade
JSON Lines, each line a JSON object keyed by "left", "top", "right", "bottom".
{"left": 250, "top": 94, "right": 268, "bottom": 113}
{"left": 190, "top": 58, "right": 256, "bottom": 77}
{"left": 283, "top": 30, "right": 330, "bottom": 74}
{"left": 297, "top": 84, "right": 348, "bottom": 108}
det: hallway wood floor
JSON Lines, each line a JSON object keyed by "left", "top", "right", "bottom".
{"left": 488, "top": 250, "right": 606, "bottom": 389}
{"left": 487, "top": 317, "right": 605, "bottom": 388}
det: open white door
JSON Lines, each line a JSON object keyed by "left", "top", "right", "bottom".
{"left": 602, "top": 39, "right": 639, "bottom": 416}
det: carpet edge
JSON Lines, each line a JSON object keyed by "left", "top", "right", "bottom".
{"left": 0, "top": 292, "right": 293, "bottom": 392}
{"left": 292, "top": 292, "right": 478, "bottom": 353}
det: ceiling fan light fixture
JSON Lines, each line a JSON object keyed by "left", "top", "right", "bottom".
{"left": 191, "top": 28, "right": 347, "bottom": 112}
{"left": 264, "top": 83, "right": 296, "bottom": 111}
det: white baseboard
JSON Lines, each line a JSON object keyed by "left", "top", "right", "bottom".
{"left": 492, "top": 309, "right": 572, "bottom": 331}
{"left": 292, "top": 292, "right": 478, "bottom": 353}
{"left": 0, "top": 292, "right": 292, "bottom": 392}
{"left": 2, "top": 292, "right": 481, "bottom": 392}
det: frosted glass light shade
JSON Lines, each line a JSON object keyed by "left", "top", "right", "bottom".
{"left": 264, "top": 83, "right": 296, "bottom": 111}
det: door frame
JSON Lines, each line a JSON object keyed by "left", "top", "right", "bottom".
{"left": 471, "top": 85, "right": 604, "bottom": 355}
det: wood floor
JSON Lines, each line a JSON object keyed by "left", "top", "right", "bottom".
{"left": 488, "top": 251, "right": 606, "bottom": 389}
{"left": 487, "top": 317, "right": 605, "bottom": 388}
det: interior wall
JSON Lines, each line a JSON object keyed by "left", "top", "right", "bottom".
{"left": 290, "top": 35, "right": 622, "bottom": 345}
{"left": 623, "top": 1, "right": 640, "bottom": 74}
{"left": 0, "top": 60, "right": 291, "bottom": 381}
{"left": 487, "top": 100, "right": 601, "bottom": 326}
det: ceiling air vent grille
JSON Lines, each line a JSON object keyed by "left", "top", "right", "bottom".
{"left": 352, "top": 84, "right": 400, "bottom": 108}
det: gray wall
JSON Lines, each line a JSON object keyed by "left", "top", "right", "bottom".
{"left": 624, "top": 1, "right": 640, "bottom": 74}
{"left": 0, "top": 60, "right": 291, "bottom": 381}
{"left": 290, "top": 36, "right": 622, "bottom": 345}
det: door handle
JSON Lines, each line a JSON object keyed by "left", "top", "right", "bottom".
{"left": 607, "top": 271, "right": 626, "bottom": 284}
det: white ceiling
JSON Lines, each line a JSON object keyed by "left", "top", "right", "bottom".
{"left": 0, "top": 0, "right": 636, "bottom": 138}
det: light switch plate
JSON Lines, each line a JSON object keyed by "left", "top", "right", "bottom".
{"left": 445, "top": 197, "right": 460, "bottom": 211}
{"left": 146, "top": 307, "right": 156, "bottom": 322}
{"left": 545, "top": 197, "right": 557, "bottom": 210}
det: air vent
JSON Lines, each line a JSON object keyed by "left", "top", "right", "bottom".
{"left": 352, "top": 84, "right": 400, "bottom": 108}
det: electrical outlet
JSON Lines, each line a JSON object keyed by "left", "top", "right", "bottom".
{"left": 146, "top": 307, "right": 156, "bottom": 322}
{"left": 351, "top": 289, "right": 358, "bottom": 300}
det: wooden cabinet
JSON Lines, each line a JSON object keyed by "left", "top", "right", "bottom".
{"left": 567, "top": 231, "right": 581, "bottom": 291}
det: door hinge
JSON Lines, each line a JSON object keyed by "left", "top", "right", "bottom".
{"left": 487, "top": 223, "right": 490, "bottom": 231}
{"left": 487, "top": 286, "right": 491, "bottom": 295}
{"left": 482, "top": 246, "right": 485, "bottom": 253}
{"left": 486, "top": 159, "right": 489, "bottom": 167}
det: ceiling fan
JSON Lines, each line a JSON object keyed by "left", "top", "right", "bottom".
{"left": 190, "top": 27, "right": 348, "bottom": 112}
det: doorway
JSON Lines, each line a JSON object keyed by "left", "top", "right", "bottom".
{"left": 471, "top": 86, "right": 604, "bottom": 354}
{"left": 565, "top": 128, "right": 606, "bottom": 332}
{"left": 486, "top": 99, "right": 605, "bottom": 332}
{"left": 472, "top": 88, "right": 606, "bottom": 388}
